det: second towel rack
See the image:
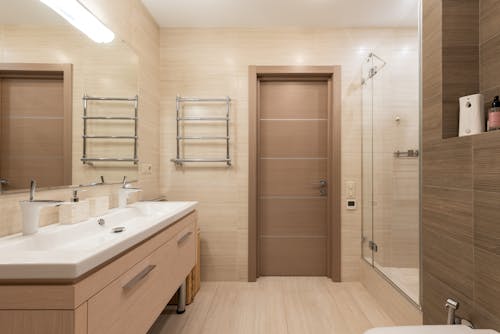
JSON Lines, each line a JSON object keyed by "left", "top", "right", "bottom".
{"left": 171, "top": 95, "right": 232, "bottom": 167}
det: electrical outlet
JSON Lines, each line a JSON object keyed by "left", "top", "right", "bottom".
{"left": 140, "top": 163, "right": 152, "bottom": 175}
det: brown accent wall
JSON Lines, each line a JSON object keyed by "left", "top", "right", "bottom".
{"left": 422, "top": 0, "right": 500, "bottom": 329}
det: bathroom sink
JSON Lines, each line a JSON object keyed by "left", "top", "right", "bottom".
{"left": 365, "top": 326, "right": 499, "bottom": 334}
{"left": 0, "top": 201, "right": 197, "bottom": 280}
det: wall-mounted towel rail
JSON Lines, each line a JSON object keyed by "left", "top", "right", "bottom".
{"left": 82, "top": 94, "right": 139, "bottom": 165}
{"left": 172, "top": 95, "right": 231, "bottom": 167}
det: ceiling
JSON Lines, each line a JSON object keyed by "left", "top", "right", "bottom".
{"left": 141, "top": 0, "right": 419, "bottom": 28}
{"left": 0, "top": 0, "right": 67, "bottom": 25}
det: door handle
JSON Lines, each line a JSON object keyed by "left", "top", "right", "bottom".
{"left": 122, "top": 264, "right": 156, "bottom": 290}
{"left": 0, "top": 178, "right": 8, "bottom": 185}
{"left": 312, "top": 179, "right": 327, "bottom": 187}
{"left": 312, "top": 179, "right": 328, "bottom": 196}
{"left": 177, "top": 231, "right": 193, "bottom": 245}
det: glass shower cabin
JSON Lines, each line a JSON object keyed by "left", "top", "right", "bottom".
{"left": 361, "top": 51, "right": 421, "bottom": 305}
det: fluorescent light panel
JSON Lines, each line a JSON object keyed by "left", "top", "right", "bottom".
{"left": 40, "top": 0, "right": 115, "bottom": 43}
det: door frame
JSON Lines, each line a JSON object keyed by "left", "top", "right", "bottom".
{"left": 248, "top": 65, "right": 341, "bottom": 282}
{"left": 0, "top": 63, "right": 73, "bottom": 187}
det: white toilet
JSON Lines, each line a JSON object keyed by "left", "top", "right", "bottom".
{"left": 364, "top": 325, "right": 499, "bottom": 334}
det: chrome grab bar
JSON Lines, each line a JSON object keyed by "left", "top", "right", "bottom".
{"left": 122, "top": 264, "right": 156, "bottom": 290}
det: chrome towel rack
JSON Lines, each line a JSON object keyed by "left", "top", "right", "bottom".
{"left": 81, "top": 94, "right": 139, "bottom": 165}
{"left": 171, "top": 95, "right": 232, "bottom": 167}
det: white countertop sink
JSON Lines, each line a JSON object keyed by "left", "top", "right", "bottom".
{"left": 0, "top": 201, "right": 197, "bottom": 280}
{"left": 365, "top": 326, "right": 499, "bottom": 334}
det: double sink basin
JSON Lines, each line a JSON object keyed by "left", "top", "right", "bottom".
{"left": 0, "top": 201, "right": 197, "bottom": 280}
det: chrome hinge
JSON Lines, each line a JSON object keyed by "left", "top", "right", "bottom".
{"left": 368, "top": 240, "right": 378, "bottom": 252}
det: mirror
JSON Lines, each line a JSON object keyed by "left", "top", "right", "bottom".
{"left": 0, "top": 0, "right": 139, "bottom": 193}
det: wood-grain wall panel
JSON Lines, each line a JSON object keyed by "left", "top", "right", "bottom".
{"left": 422, "top": 138, "right": 472, "bottom": 188}
{"left": 479, "top": 0, "right": 500, "bottom": 44}
{"left": 422, "top": 0, "right": 500, "bottom": 329}
{"left": 480, "top": 33, "right": 500, "bottom": 92}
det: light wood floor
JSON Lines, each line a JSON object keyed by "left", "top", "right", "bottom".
{"left": 149, "top": 277, "right": 395, "bottom": 334}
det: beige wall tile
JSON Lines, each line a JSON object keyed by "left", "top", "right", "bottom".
{"left": 160, "top": 27, "right": 417, "bottom": 281}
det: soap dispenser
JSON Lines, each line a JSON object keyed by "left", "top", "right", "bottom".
{"left": 59, "top": 189, "right": 90, "bottom": 224}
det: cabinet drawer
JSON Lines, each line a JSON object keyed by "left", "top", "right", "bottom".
{"left": 173, "top": 224, "right": 197, "bottom": 285}
{"left": 87, "top": 239, "right": 178, "bottom": 334}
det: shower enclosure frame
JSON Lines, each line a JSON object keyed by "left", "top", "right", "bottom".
{"left": 360, "top": 0, "right": 423, "bottom": 308}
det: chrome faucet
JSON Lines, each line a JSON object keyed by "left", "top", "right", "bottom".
{"left": 122, "top": 176, "right": 139, "bottom": 189}
{"left": 19, "top": 180, "right": 62, "bottom": 235}
{"left": 445, "top": 299, "right": 459, "bottom": 325}
{"left": 28, "top": 179, "right": 62, "bottom": 203}
{"left": 29, "top": 179, "right": 36, "bottom": 201}
{"left": 445, "top": 298, "right": 475, "bottom": 328}
{"left": 118, "top": 176, "right": 141, "bottom": 208}
{"left": 0, "top": 178, "right": 8, "bottom": 192}
{"left": 89, "top": 175, "right": 105, "bottom": 186}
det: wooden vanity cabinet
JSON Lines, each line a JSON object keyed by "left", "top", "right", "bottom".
{"left": 0, "top": 211, "right": 197, "bottom": 334}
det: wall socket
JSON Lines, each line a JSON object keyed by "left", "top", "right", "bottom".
{"left": 140, "top": 163, "right": 153, "bottom": 175}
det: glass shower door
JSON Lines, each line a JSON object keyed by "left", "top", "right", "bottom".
{"left": 361, "top": 50, "right": 420, "bottom": 305}
{"left": 361, "top": 56, "right": 374, "bottom": 265}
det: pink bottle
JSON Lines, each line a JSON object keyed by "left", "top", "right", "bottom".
{"left": 488, "top": 96, "right": 500, "bottom": 131}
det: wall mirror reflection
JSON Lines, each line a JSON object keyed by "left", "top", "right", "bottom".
{"left": 0, "top": 0, "right": 139, "bottom": 193}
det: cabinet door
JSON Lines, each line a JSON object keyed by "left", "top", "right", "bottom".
{"left": 87, "top": 239, "right": 177, "bottom": 334}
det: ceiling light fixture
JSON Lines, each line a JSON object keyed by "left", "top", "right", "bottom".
{"left": 39, "top": 0, "right": 115, "bottom": 43}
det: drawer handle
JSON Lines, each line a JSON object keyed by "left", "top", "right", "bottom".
{"left": 177, "top": 231, "right": 193, "bottom": 244}
{"left": 122, "top": 264, "right": 156, "bottom": 290}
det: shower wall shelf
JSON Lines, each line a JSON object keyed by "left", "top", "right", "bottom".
{"left": 393, "top": 149, "right": 419, "bottom": 158}
{"left": 81, "top": 94, "right": 139, "bottom": 165}
{"left": 172, "top": 95, "right": 232, "bottom": 167}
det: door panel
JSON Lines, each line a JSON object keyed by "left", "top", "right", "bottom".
{"left": 260, "top": 159, "right": 327, "bottom": 197}
{"left": 260, "top": 237, "right": 327, "bottom": 276}
{"left": 258, "top": 79, "right": 329, "bottom": 276}
{"left": 260, "top": 198, "right": 327, "bottom": 236}
{"left": 260, "top": 81, "right": 328, "bottom": 119}
{"left": 260, "top": 120, "right": 328, "bottom": 158}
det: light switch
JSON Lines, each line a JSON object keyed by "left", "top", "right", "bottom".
{"left": 346, "top": 181, "right": 356, "bottom": 199}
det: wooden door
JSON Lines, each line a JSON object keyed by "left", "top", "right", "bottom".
{"left": 0, "top": 77, "right": 66, "bottom": 189}
{"left": 258, "top": 79, "right": 329, "bottom": 276}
